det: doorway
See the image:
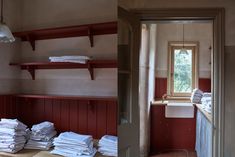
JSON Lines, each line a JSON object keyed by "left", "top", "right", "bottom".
{"left": 118, "top": 7, "right": 224, "bottom": 157}
{"left": 145, "top": 21, "right": 213, "bottom": 157}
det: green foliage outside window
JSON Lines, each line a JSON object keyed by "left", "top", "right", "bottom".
{"left": 174, "top": 49, "right": 192, "bottom": 93}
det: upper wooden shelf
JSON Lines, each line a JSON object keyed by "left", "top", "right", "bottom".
{"left": 10, "top": 60, "right": 117, "bottom": 80}
{"left": 13, "top": 21, "right": 117, "bottom": 50}
{"left": 14, "top": 94, "right": 117, "bottom": 101}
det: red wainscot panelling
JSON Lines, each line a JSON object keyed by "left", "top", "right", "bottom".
{"left": 0, "top": 95, "right": 18, "bottom": 119}
{"left": 150, "top": 105, "right": 197, "bottom": 154}
{"left": 0, "top": 95, "right": 117, "bottom": 139}
{"left": 16, "top": 96, "right": 117, "bottom": 139}
{"left": 155, "top": 78, "right": 211, "bottom": 98}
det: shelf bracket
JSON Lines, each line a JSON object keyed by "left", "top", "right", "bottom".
{"left": 88, "top": 27, "right": 94, "bottom": 47}
{"left": 87, "top": 63, "right": 94, "bottom": 80}
{"left": 26, "top": 34, "right": 36, "bottom": 51}
{"left": 26, "top": 66, "right": 35, "bottom": 80}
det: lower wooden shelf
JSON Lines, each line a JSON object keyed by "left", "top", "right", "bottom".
{"left": 10, "top": 60, "right": 117, "bottom": 80}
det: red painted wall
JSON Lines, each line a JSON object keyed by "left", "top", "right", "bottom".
{"left": 155, "top": 77, "right": 211, "bottom": 98}
{"left": 151, "top": 77, "right": 210, "bottom": 153}
{"left": 150, "top": 105, "right": 197, "bottom": 154}
{"left": 0, "top": 95, "right": 117, "bottom": 139}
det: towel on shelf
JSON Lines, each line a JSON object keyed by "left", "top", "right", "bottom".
{"left": 49, "top": 55, "right": 91, "bottom": 64}
{"left": 98, "top": 135, "right": 118, "bottom": 157}
{"left": 24, "top": 121, "right": 57, "bottom": 150}
{"left": 201, "top": 93, "right": 212, "bottom": 113}
{"left": 190, "top": 88, "right": 204, "bottom": 103}
{"left": 0, "top": 119, "right": 27, "bottom": 153}
{"left": 51, "top": 132, "right": 96, "bottom": 157}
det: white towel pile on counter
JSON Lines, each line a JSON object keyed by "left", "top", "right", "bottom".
{"left": 49, "top": 55, "right": 91, "bottom": 64}
{"left": 190, "top": 88, "right": 203, "bottom": 103}
{"left": 98, "top": 135, "right": 118, "bottom": 157}
{"left": 0, "top": 119, "right": 27, "bottom": 153}
{"left": 24, "top": 121, "right": 56, "bottom": 150}
{"left": 51, "top": 132, "right": 96, "bottom": 157}
{"left": 201, "top": 93, "right": 212, "bottom": 113}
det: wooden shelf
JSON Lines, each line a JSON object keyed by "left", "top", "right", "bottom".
{"left": 13, "top": 21, "right": 117, "bottom": 50}
{"left": 14, "top": 94, "right": 117, "bottom": 101}
{"left": 10, "top": 60, "right": 117, "bottom": 80}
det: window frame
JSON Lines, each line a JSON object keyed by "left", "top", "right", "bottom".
{"left": 167, "top": 41, "right": 199, "bottom": 98}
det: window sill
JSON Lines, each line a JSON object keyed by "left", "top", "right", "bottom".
{"left": 151, "top": 98, "right": 191, "bottom": 106}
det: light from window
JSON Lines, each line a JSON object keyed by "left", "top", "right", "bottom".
{"left": 168, "top": 42, "right": 198, "bottom": 97}
{"left": 173, "top": 49, "right": 192, "bottom": 93}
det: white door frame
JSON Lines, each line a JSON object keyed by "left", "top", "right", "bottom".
{"left": 131, "top": 8, "right": 225, "bottom": 157}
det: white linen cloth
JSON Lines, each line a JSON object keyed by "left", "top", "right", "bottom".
{"left": 201, "top": 93, "right": 212, "bottom": 113}
{"left": 24, "top": 121, "right": 56, "bottom": 150}
{"left": 98, "top": 135, "right": 118, "bottom": 157}
{"left": 190, "top": 88, "right": 204, "bottom": 103}
{"left": 0, "top": 119, "right": 27, "bottom": 153}
{"left": 51, "top": 132, "right": 96, "bottom": 157}
{"left": 49, "top": 56, "right": 91, "bottom": 64}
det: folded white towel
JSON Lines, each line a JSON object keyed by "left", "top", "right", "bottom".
{"left": 0, "top": 119, "right": 27, "bottom": 130}
{"left": 98, "top": 135, "right": 118, "bottom": 157}
{"left": 49, "top": 59, "right": 88, "bottom": 64}
{"left": 51, "top": 147, "right": 97, "bottom": 157}
{"left": 30, "top": 130, "right": 57, "bottom": 141}
{"left": 49, "top": 56, "right": 91, "bottom": 60}
{"left": 0, "top": 128, "right": 26, "bottom": 136}
{"left": 32, "top": 121, "right": 54, "bottom": 133}
{"left": 57, "top": 132, "right": 92, "bottom": 146}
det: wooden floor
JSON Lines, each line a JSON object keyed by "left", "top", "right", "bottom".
{"left": 150, "top": 150, "right": 197, "bottom": 157}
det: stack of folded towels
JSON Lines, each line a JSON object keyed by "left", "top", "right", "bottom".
{"left": 24, "top": 121, "right": 57, "bottom": 150}
{"left": 49, "top": 55, "right": 91, "bottom": 64}
{"left": 98, "top": 135, "right": 118, "bottom": 157}
{"left": 201, "top": 93, "right": 212, "bottom": 113}
{"left": 0, "top": 119, "right": 27, "bottom": 153}
{"left": 190, "top": 88, "right": 204, "bottom": 103}
{"left": 51, "top": 132, "right": 96, "bottom": 157}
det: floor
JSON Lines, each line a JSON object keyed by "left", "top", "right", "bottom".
{"left": 150, "top": 150, "right": 197, "bottom": 157}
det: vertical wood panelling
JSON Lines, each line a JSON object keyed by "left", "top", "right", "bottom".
{"left": 78, "top": 100, "right": 88, "bottom": 134}
{"left": 33, "top": 99, "right": 45, "bottom": 123}
{"left": 0, "top": 95, "right": 117, "bottom": 138}
{"left": 150, "top": 105, "right": 196, "bottom": 153}
{"left": 60, "top": 100, "right": 70, "bottom": 132}
{"left": 97, "top": 101, "right": 107, "bottom": 138}
{"left": 52, "top": 99, "right": 61, "bottom": 132}
{"left": 44, "top": 99, "right": 53, "bottom": 123}
{"left": 199, "top": 78, "right": 211, "bottom": 92}
{"left": 88, "top": 101, "right": 97, "bottom": 138}
{"left": 69, "top": 100, "right": 79, "bottom": 132}
{"left": 107, "top": 101, "right": 117, "bottom": 135}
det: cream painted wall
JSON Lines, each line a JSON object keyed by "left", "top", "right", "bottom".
{"left": 119, "top": 0, "right": 235, "bottom": 45}
{"left": 21, "top": 0, "right": 117, "bottom": 30}
{"left": 20, "top": 34, "right": 117, "bottom": 96}
{"left": 0, "top": 0, "right": 22, "bottom": 94}
{"left": 156, "top": 23, "right": 212, "bottom": 78}
{"left": 17, "top": 0, "right": 117, "bottom": 96}
{"left": 1, "top": 0, "right": 117, "bottom": 96}
{"left": 118, "top": 0, "right": 235, "bottom": 156}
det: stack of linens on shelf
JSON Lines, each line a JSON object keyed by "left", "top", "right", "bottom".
{"left": 201, "top": 93, "right": 212, "bottom": 113}
{"left": 24, "top": 121, "right": 56, "bottom": 150}
{"left": 49, "top": 55, "right": 91, "bottom": 64}
{"left": 98, "top": 135, "right": 118, "bottom": 157}
{"left": 0, "top": 119, "right": 27, "bottom": 153}
{"left": 51, "top": 132, "right": 96, "bottom": 157}
{"left": 190, "top": 88, "right": 203, "bottom": 103}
